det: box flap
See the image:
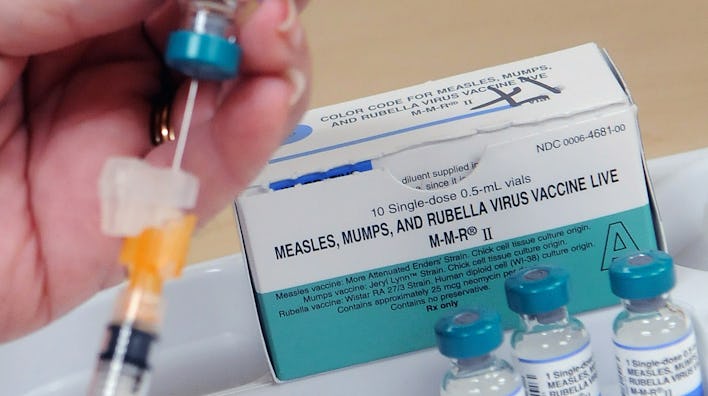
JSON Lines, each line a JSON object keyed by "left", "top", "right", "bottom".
{"left": 250, "top": 43, "right": 630, "bottom": 187}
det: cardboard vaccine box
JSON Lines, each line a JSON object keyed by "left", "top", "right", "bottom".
{"left": 235, "top": 43, "right": 664, "bottom": 381}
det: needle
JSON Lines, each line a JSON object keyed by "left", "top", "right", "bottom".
{"left": 172, "top": 79, "right": 199, "bottom": 171}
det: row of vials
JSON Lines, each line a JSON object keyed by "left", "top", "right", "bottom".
{"left": 434, "top": 250, "right": 703, "bottom": 396}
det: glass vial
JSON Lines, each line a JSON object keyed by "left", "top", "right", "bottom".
{"left": 505, "top": 266, "right": 600, "bottom": 396}
{"left": 610, "top": 250, "right": 703, "bottom": 395}
{"left": 166, "top": 0, "right": 241, "bottom": 80}
{"left": 179, "top": 0, "right": 238, "bottom": 37}
{"left": 435, "top": 308, "right": 525, "bottom": 396}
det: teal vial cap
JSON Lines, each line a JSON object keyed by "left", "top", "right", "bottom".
{"left": 609, "top": 250, "right": 675, "bottom": 299}
{"left": 435, "top": 308, "right": 502, "bottom": 359}
{"left": 505, "top": 266, "right": 569, "bottom": 315}
{"left": 165, "top": 30, "right": 241, "bottom": 80}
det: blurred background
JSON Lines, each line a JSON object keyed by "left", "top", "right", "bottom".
{"left": 188, "top": 0, "right": 708, "bottom": 264}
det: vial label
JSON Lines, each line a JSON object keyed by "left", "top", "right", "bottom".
{"left": 510, "top": 387, "right": 526, "bottom": 396}
{"left": 515, "top": 342, "right": 600, "bottom": 396}
{"left": 614, "top": 330, "right": 703, "bottom": 395}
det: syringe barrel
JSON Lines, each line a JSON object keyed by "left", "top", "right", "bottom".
{"left": 87, "top": 290, "right": 161, "bottom": 396}
{"left": 87, "top": 359, "right": 151, "bottom": 396}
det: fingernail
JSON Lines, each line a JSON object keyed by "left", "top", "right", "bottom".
{"left": 286, "top": 67, "right": 306, "bottom": 106}
{"left": 277, "top": 0, "right": 298, "bottom": 33}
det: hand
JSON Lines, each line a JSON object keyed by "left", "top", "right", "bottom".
{"left": 0, "top": 0, "right": 310, "bottom": 341}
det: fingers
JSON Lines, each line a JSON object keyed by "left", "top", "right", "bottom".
{"left": 228, "top": 0, "right": 311, "bottom": 118}
{"left": 145, "top": 0, "right": 308, "bottom": 75}
{"left": 238, "top": 0, "right": 306, "bottom": 75}
{"left": 210, "top": 0, "right": 311, "bottom": 187}
{"left": 171, "top": 76, "right": 301, "bottom": 218}
{"left": 146, "top": 0, "right": 310, "bottom": 220}
{"left": 0, "top": 0, "right": 165, "bottom": 56}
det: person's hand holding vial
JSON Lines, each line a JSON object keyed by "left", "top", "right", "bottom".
{"left": 0, "top": 0, "right": 310, "bottom": 342}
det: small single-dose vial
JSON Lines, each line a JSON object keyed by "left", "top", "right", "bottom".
{"left": 435, "top": 308, "right": 525, "bottom": 396}
{"left": 505, "top": 266, "right": 600, "bottom": 396}
{"left": 610, "top": 250, "right": 704, "bottom": 395}
{"left": 166, "top": 0, "right": 242, "bottom": 80}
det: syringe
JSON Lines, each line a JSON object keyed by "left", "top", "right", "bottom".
{"left": 87, "top": 1, "right": 241, "bottom": 395}
{"left": 87, "top": 216, "right": 196, "bottom": 396}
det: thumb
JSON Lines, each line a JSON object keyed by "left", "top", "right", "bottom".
{"left": 0, "top": 0, "right": 166, "bottom": 56}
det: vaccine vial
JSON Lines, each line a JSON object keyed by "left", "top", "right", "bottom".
{"left": 181, "top": 0, "right": 238, "bottom": 35}
{"left": 505, "top": 266, "right": 600, "bottom": 396}
{"left": 610, "top": 250, "right": 703, "bottom": 395}
{"left": 435, "top": 308, "right": 525, "bottom": 396}
{"left": 166, "top": 0, "right": 242, "bottom": 80}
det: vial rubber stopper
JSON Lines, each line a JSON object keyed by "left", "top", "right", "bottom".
{"left": 435, "top": 308, "right": 503, "bottom": 359}
{"left": 504, "top": 266, "right": 570, "bottom": 315}
{"left": 609, "top": 250, "right": 675, "bottom": 299}
{"left": 165, "top": 30, "right": 241, "bottom": 80}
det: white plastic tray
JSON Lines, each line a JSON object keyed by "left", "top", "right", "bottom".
{"left": 3, "top": 147, "right": 708, "bottom": 395}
